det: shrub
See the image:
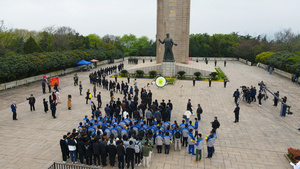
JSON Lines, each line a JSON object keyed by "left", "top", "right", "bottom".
{"left": 120, "top": 70, "right": 128, "bottom": 77}
{"left": 255, "top": 52, "right": 275, "bottom": 63}
{"left": 149, "top": 70, "right": 157, "bottom": 78}
{"left": 136, "top": 70, "right": 144, "bottom": 78}
{"left": 177, "top": 71, "right": 186, "bottom": 78}
{"left": 194, "top": 72, "right": 202, "bottom": 79}
{"left": 210, "top": 72, "right": 218, "bottom": 79}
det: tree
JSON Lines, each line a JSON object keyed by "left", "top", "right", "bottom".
{"left": 275, "top": 28, "right": 300, "bottom": 52}
{"left": 23, "top": 36, "right": 43, "bottom": 54}
{"left": 39, "top": 31, "right": 53, "bottom": 52}
{"left": 194, "top": 72, "right": 202, "bottom": 79}
{"left": 177, "top": 71, "right": 186, "bottom": 78}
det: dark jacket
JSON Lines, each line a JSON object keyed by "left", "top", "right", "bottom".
{"left": 60, "top": 139, "right": 68, "bottom": 153}
{"left": 100, "top": 140, "right": 107, "bottom": 155}
{"left": 107, "top": 144, "right": 117, "bottom": 156}
{"left": 77, "top": 139, "right": 85, "bottom": 154}
{"left": 212, "top": 120, "right": 220, "bottom": 129}
{"left": 27, "top": 97, "right": 35, "bottom": 104}
{"left": 117, "top": 145, "right": 125, "bottom": 157}
{"left": 84, "top": 142, "right": 93, "bottom": 157}
{"left": 50, "top": 102, "right": 57, "bottom": 110}
{"left": 126, "top": 146, "right": 135, "bottom": 159}
{"left": 92, "top": 141, "right": 101, "bottom": 155}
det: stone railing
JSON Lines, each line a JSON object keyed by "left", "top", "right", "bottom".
{"left": 0, "top": 58, "right": 124, "bottom": 91}
{"left": 238, "top": 58, "right": 252, "bottom": 66}
{"left": 256, "top": 63, "right": 293, "bottom": 79}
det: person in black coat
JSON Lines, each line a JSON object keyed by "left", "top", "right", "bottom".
{"left": 43, "top": 98, "right": 48, "bottom": 113}
{"left": 126, "top": 141, "right": 135, "bottom": 169}
{"left": 107, "top": 140, "right": 117, "bottom": 167}
{"left": 50, "top": 100, "right": 57, "bottom": 118}
{"left": 211, "top": 117, "right": 220, "bottom": 131}
{"left": 234, "top": 104, "right": 240, "bottom": 123}
{"left": 93, "top": 140, "right": 101, "bottom": 166}
{"left": 77, "top": 138, "right": 85, "bottom": 164}
{"left": 26, "top": 94, "right": 36, "bottom": 111}
{"left": 84, "top": 139, "right": 93, "bottom": 165}
{"left": 42, "top": 81, "right": 46, "bottom": 94}
{"left": 99, "top": 137, "right": 107, "bottom": 167}
{"left": 117, "top": 140, "right": 125, "bottom": 169}
{"left": 60, "top": 135, "right": 68, "bottom": 162}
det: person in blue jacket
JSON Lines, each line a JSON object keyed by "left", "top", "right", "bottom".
{"left": 11, "top": 101, "right": 17, "bottom": 120}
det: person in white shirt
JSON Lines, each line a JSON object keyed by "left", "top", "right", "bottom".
{"left": 183, "top": 110, "right": 192, "bottom": 125}
{"left": 290, "top": 156, "right": 300, "bottom": 169}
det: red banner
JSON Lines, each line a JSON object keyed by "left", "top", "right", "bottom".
{"left": 50, "top": 77, "right": 59, "bottom": 87}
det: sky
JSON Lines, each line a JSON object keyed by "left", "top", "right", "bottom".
{"left": 1, "top": 0, "right": 300, "bottom": 40}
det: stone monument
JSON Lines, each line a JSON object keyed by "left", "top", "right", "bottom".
{"left": 156, "top": 0, "right": 190, "bottom": 64}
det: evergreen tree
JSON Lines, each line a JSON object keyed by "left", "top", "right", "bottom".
{"left": 23, "top": 36, "right": 43, "bottom": 54}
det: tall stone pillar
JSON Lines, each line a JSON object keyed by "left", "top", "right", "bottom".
{"left": 156, "top": 0, "right": 190, "bottom": 64}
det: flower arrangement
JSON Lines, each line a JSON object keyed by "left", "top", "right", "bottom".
{"left": 287, "top": 147, "right": 300, "bottom": 163}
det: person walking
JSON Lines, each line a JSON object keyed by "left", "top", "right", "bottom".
{"left": 67, "top": 95, "right": 72, "bottom": 110}
{"left": 43, "top": 98, "right": 49, "bottom": 113}
{"left": 187, "top": 99, "right": 193, "bottom": 114}
{"left": 11, "top": 101, "right": 17, "bottom": 120}
{"left": 211, "top": 117, "right": 220, "bottom": 131}
{"left": 233, "top": 89, "right": 240, "bottom": 106}
{"left": 86, "top": 89, "right": 91, "bottom": 104}
{"left": 97, "top": 92, "right": 102, "bottom": 108}
{"left": 234, "top": 104, "right": 240, "bottom": 123}
{"left": 93, "top": 84, "right": 97, "bottom": 98}
{"left": 193, "top": 77, "right": 196, "bottom": 86}
{"left": 257, "top": 90, "right": 263, "bottom": 106}
{"left": 26, "top": 94, "right": 36, "bottom": 111}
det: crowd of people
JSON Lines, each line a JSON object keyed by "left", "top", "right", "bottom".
{"left": 58, "top": 64, "right": 221, "bottom": 168}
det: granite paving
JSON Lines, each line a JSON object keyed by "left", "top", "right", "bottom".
{"left": 0, "top": 60, "right": 299, "bottom": 169}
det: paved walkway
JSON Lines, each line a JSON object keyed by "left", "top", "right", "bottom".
{"left": 0, "top": 60, "right": 299, "bottom": 169}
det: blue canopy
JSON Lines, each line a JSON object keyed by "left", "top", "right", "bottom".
{"left": 76, "top": 59, "right": 91, "bottom": 65}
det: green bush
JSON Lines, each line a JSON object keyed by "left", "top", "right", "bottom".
{"left": 210, "top": 72, "right": 218, "bottom": 79}
{"left": 120, "top": 70, "right": 128, "bottom": 77}
{"left": 265, "top": 51, "right": 300, "bottom": 73}
{"left": 194, "top": 72, "right": 202, "bottom": 79}
{"left": 149, "top": 70, "right": 157, "bottom": 78}
{"left": 255, "top": 52, "right": 275, "bottom": 63}
{"left": 136, "top": 70, "right": 144, "bottom": 77}
{"left": 177, "top": 71, "right": 186, "bottom": 79}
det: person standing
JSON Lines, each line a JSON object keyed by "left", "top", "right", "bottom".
{"left": 142, "top": 141, "right": 152, "bottom": 168}
{"left": 194, "top": 118, "right": 199, "bottom": 137}
{"left": 183, "top": 110, "right": 192, "bottom": 125}
{"left": 67, "top": 135, "right": 78, "bottom": 164}
{"left": 196, "top": 104, "right": 203, "bottom": 121}
{"left": 211, "top": 117, "right": 220, "bottom": 131}
{"left": 188, "top": 129, "right": 196, "bottom": 155}
{"left": 194, "top": 134, "right": 203, "bottom": 162}
{"left": 67, "top": 95, "right": 72, "bottom": 110}
{"left": 127, "top": 74, "right": 130, "bottom": 84}
{"left": 86, "top": 89, "right": 90, "bottom": 104}
{"left": 11, "top": 101, "right": 17, "bottom": 120}
{"left": 107, "top": 140, "right": 117, "bottom": 167}
{"left": 224, "top": 60, "right": 226, "bottom": 67}
{"left": 97, "top": 92, "right": 102, "bottom": 108}
{"left": 234, "top": 104, "right": 240, "bottom": 123}
{"left": 224, "top": 76, "right": 228, "bottom": 88}
{"left": 174, "top": 126, "right": 182, "bottom": 151}
{"left": 42, "top": 81, "right": 46, "bottom": 94}
{"left": 193, "top": 77, "right": 196, "bottom": 86}
{"left": 126, "top": 141, "right": 135, "bottom": 169}
{"left": 79, "top": 81, "right": 83, "bottom": 95}
{"left": 43, "top": 98, "right": 49, "bottom": 113}
{"left": 214, "top": 60, "right": 217, "bottom": 66}
{"left": 155, "top": 131, "right": 163, "bottom": 154}
{"left": 26, "top": 94, "right": 36, "bottom": 111}
{"left": 273, "top": 91, "right": 279, "bottom": 106}
{"left": 51, "top": 100, "right": 57, "bottom": 118}
{"left": 257, "top": 90, "right": 263, "bottom": 106}
{"left": 47, "top": 81, "right": 51, "bottom": 93}
{"left": 117, "top": 140, "right": 125, "bottom": 169}
{"left": 187, "top": 99, "right": 193, "bottom": 114}
{"left": 206, "top": 131, "right": 214, "bottom": 158}
{"left": 93, "top": 84, "right": 97, "bottom": 98}
{"left": 60, "top": 135, "right": 68, "bottom": 163}
{"left": 208, "top": 76, "right": 212, "bottom": 87}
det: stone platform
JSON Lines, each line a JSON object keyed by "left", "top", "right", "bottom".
{"left": 127, "top": 60, "right": 216, "bottom": 77}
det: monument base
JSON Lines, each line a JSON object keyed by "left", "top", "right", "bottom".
{"left": 162, "top": 61, "right": 176, "bottom": 77}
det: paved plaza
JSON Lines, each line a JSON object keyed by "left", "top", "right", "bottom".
{"left": 0, "top": 60, "right": 299, "bottom": 169}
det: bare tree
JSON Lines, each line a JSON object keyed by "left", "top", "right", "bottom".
{"left": 275, "top": 28, "right": 300, "bottom": 52}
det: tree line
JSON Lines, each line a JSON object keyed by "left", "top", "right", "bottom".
{"left": 0, "top": 20, "right": 299, "bottom": 82}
